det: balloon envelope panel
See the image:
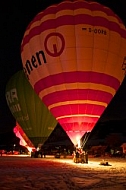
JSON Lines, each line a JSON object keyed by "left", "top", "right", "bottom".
{"left": 5, "top": 70, "right": 57, "bottom": 147}
{"left": 21, "top": 1, "right": 126, "bottom": 145}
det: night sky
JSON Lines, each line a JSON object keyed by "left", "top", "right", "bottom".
{"left": 1, "top": 0, "right": 126, "bottom": 136}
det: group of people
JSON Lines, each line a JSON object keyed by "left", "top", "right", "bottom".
{"left": 73, "top": 148, "right": 88, "bottom": 164}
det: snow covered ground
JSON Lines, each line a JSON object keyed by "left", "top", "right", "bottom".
{"left": 0, "top": 155, "right": 126, "bottom": 190}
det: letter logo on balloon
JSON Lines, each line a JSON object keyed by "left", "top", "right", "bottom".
{"left": 44, "top": 32, "right": 65, "bottom": 57}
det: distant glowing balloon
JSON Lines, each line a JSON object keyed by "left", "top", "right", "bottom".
{"left": 5, "top": 70, "right": 57, "bottom": 147}
{"left": 13, "top": 122, "right": 35, "bottom": 152}
{"left": 21, "top": 0, "right": 126, "bottom": 145}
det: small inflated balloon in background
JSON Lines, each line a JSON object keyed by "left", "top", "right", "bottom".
{"left": 13, "top": 122, "right": 35, "bottom": 152}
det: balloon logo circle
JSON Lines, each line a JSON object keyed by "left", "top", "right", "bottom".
{"left": 44, "top": 32, "right": 65, "bottom": 57}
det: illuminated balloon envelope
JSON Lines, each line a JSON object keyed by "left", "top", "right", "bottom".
{"left": 21, "top": 1, "right": 126, "bottom": 145}
{"left": 13, "top": 122, "right": 35, "bottom": 152}
{"left": 5, "top": 70, "right": 57, "bottom": 147}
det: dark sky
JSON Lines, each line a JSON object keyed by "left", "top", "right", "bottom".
{"left": 1, "top": 0, "right": 126, "bottom": 134}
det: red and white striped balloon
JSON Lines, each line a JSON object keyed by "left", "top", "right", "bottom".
{"left": 21, "top": 0, "right": 126, "bottom": 145}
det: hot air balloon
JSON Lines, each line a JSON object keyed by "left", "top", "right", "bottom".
{"left": 5, "top": 70, "right": 57, "bottom": 148}
{"left": 21, "top": 0, "right": 126, "bottom": 146}
{"left": 13, "top": 122, "right": 35, "bottom": 152}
